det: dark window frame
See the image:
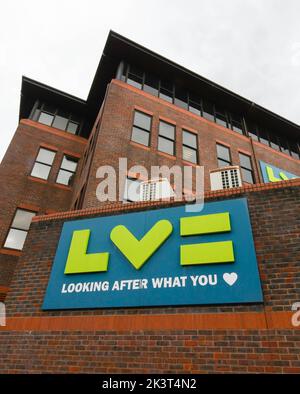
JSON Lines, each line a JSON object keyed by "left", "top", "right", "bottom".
{"left": 3, "top": 208, "right": 37, "bottom": 251}
{"left": 56, "top": 155, "right": 79, "bottom": 187}
{"left": 158, "top": 121, "right": 176, "bottom": 156}
{"left": 229, "top": 114, "right": 245, "bottom": 135}
{"left": 130, "top": 110, "right": 152, "bottom": 147}
{"left": 33, "top": 103, "right": 81, "bottom": 135}
{"left": 216, "top": 143, "right": 232, "bottom": 167}
{"left": 239, "top": 152, "right": 255, "bottom": 184}
{"left": 126, "top": 64, "right": 145, "bottom": 90}
{"left": 30, "top": 147, "right": 56, "bottom": 180}
{"left": 182, "top": 130, "right": 199, "bottom": 164}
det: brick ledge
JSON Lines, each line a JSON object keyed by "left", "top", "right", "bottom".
{"left": 0, "top": 311, "right": 298, "bottom": 331}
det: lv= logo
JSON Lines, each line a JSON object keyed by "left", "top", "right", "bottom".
{"left": 64, "top": 212, "right": 235, "bottom": 274}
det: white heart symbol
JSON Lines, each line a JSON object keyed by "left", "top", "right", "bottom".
{"left": 223, "top": 272, "right": 238, "bottom": 286}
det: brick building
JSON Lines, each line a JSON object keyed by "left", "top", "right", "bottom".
{"left": 0, "top": 31, "right": 299, "bottom": 373}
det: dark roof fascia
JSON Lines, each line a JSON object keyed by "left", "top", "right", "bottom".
{"left": 105, "top": 31, "right": 300, "bottom": 133}
{"left": 19, "top": 31, "right": 300, "bottom": 140}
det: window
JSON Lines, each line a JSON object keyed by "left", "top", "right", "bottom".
{"left": 31, "top": 147, "right": 56, "bottom": 180}
{"left": 279, "top": 137, "right": 290, "bottom": 156}
{"left": 4, "top": 209, "right": 36, "bottom": 250}
{"left": 188, "top": 93, "right": 201, "bottom": 116}
{"left": 258, "top": 128, "right": 270, "bottom": 146}
{"left": 230, "top": 115, "right": 244, "bottom": 135}
{"left": 174, "top": 87, "right": 188, "bottom": 109}
{"left": 182, "top": 130, "right": 198, "bottom": 164}
{"left": 239, "top": 153, "right": 255, "bottom": 184}
{"left": 56, "top": 155, "right": 78, "bottom": 186}
{"left": 66, "top": 121, "right": 79, "bottom": 134}
{"left": 246, "top": 122, "right": 259, "bottom": 141}
{"left": 216, "top": 144, "right": 231, "bottom": 167}
{"left": 38, "top": 111, "right": 54, "bottom": 126}
{"left": 143, "top": 74, "right": 159, "bottom": 97}
{"left": 268, "top": 133, "right": 280, "bottom": 151}
{"left": 127, "top": 65, "right": 144, "bottom": 89}
{"left": 159, "top": 79, "right": 174, "bottom": 103}
{"left": 123, "top": 177, "right": 141, "bottom": 202}
{"left": 202, "top": 101, "right": 215, "bottom": 122}
{"left": 131, "top": 110, "right": 152, "bottom": 146}
{"left": 215, "top": 109, "right": 228, "bottom": 128}
{"left": 33, "top": 103, "right": 81, "bottom": 135}
{"left": 289, "top": 141, "right": 300, "bottom": 159}
{"left": 158, "top": 121, "right": 175, "bottom": 155}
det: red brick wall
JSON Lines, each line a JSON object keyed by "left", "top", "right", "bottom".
{"left": 0, "top": 183, "right": 299, "bottom": 373}
{"left": 0, "top": 119, "right": 87, "bottom": 288}
{"left": 0, "top": 329, "right": 299, "bottom": 374}
{"left": 79, "top": 80, "right": 300, "bottom": 209}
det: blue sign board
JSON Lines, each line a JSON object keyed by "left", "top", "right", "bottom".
{"left": 260, "top": 160, "right": 298, "bottom": 183}
{"left": 43, "top": 198, "right": 263, "bottom": 310}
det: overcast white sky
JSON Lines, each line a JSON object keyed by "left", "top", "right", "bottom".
{"left": 1, "top": 0, "right": 300, "bottom": 161}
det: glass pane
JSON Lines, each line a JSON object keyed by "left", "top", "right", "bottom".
{"left": 159, "top": 90, "right": 173, "bottom": 103}
{"left": 61, "top": 155, "right": 78, "bottom": 172}
{"left": 183, "top": 146, "right": 197, "bottom": 163}
{"left": 36, "top": 148, "right": 55, "bottom": 165}
{"left": 134, "top": 111, "right": 151, "bottom": 131}
{"left": 183, "top": 131, "right": 197, "bottom": 148}
{"left": 289, "top": 142, "right": 300, "bottom": 159}
{"left": 158, "top": 136, "right": 174, "bottom": 155}
{"left": 52, "top": 115, "right": 68, "bottom": 131}
{"left": 216, "top": 112, "right": 227, "bottom": 128}
{"left": 241, "top": 168, "right": 254, "bottom": 184}
{"left": 66, "top": 121, "right": 78, "bottom": 134}
{"left": 291, "top": 150, "right": 300, "bottom": 159}
{"left": 189, "top": 101, "right": 201, "bottom": 116}
{"left": 12, "top": 209, "right": 36, "bottom": 231}
{"left": 279, "top": 138, "right": 290, "bottom": 155}
{"left": 4, "top": 228, "right": 28, "bottom": 250}
{"left": 217, "top": 144, "right": 231, "bottom": 162}
{"left": 248, "top": 131, "right": 259, "bottom": 141}
{"left": 232, "top": 119, "right": 244, "bottom": 134}
{"left": 269, "top": 133, "right": 280, "bottom": 151}
{"left": 124, "top": 178, "right": 141, "bottom": 202}
{"left": 159, "top": 122, "right": 175, "bottom": 140}
{"left": 143, "top": 74, "right": 159, "bottom": 96}
{"left": 127, "top": 75, "right": 142, "bottom": 89}
{"left": 258, "top": 129, "right": 270, "bottom": 146}
{"left": 38, "top": 112, "right": 54, "bottom": 126}
{"left": 218, "top": 158, "right": 231, "bottom": 167}
{"left": 56, "top": 169, "right": 74, "bottom": 186}
{"left": 174, "top": 88, "right": 188, "bottom": 109}
{"left": 31, "top": 162, "right": 51, "bottom": 180}
{"left": 239, "top": 153, "right": 252, "bottom": 170}
{"left": 131, "top": 127, "right": 149, "bottom": 146}
{"left": 202, "top": 101, "right": 215, "bottom": 122}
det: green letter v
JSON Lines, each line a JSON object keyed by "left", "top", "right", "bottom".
{"left": 110, "top": 220, "right": 173, "bottom": 270}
